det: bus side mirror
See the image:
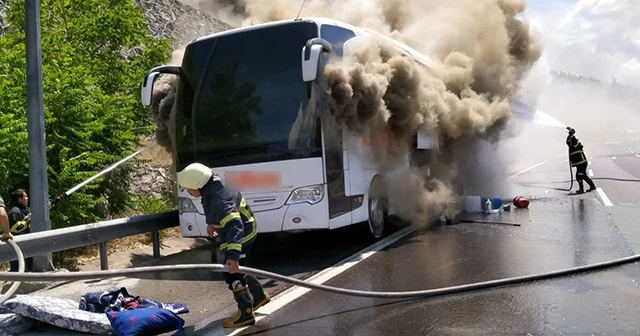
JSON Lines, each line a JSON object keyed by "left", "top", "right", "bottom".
{"left": 140, "top": 65, "right": 188, "bottom": 107}
{"left": 141, "top": 71, "right": 160, "bottom": 107}
{"left": 302, "top": 38, "right": 332, "bottom": 82}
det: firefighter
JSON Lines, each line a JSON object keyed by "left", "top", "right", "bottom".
{"left": 566, "top": 127, "right": 596, "bottom": 194}
{"left": 177, "top": 163, "right": 270, "bottom": 328}
{"left": 0, "top": 195, "right": 12, "bottom": 241}
{"left": 8, "top": 189, "right": 33, "bottom": 272}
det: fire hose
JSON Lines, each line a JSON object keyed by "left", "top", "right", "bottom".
{"left": 3, "top": 238, "right": 640, "bottom": 306}
{"left": 518, "top": 176, "right": 640, "bottom": 192}
{"left": 0, "top": 240, "right": 25, "bottom": 305}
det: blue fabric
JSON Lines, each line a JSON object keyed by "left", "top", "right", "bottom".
{"left": 80, "top": 287, "right": 189, "bottom": 314}
{"left": 139, "top": 298, "right": 189, "bottom": 315}
{"left": 106, "top": 307, "right": 184, "bottom": 336}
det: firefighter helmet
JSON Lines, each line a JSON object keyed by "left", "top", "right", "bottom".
{"left": 177, "top": 163, "right": 213, "bottom": 190}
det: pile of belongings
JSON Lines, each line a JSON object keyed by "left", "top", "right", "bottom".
{"left": 0, "top": 287, "right": 189, "bottom": 336}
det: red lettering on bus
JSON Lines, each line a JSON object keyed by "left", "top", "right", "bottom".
{"left": 224, "top": 171, "right": 282, "bottom": 191}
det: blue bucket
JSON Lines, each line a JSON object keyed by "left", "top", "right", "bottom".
{"left": 490, "top": 196, "right": 502, "bottom": 209}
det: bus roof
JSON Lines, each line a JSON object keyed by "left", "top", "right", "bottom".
{"left": 190, "top": 17, "right": 439, "bottom": 70}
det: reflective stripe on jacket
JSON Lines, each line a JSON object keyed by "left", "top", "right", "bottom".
{"left": 567, "top": 134, "right": 588, "bottom": 166}
{"left": 8, "top": 205, "right": 30, "bottom": 235}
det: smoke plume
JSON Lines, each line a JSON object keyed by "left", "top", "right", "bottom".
{"left": 155, "top": 0, "right": 542, "bottom": 226}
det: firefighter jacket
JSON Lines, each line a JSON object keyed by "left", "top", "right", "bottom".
{"left": 200, "top": 176, "right": 257, "bottom": 261}
{"left": 566, "top": 134, "right": 588, "bottom": 167}
{"left": 8, "top": 203, "right": 31, "bottom": 235}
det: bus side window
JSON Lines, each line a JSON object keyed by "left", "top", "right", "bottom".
{"left": 320, "top": 25, "right": 356, "bottom": 58}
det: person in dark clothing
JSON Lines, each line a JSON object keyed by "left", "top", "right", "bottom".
{"left": 177, "top": 163, "right": 270, "bottom": 328}
{"left": 566, "top": 127, "right": 596, "bottom": 194}
{"left": 0, "top": 195, "right": 11, "bottom": 241}
{"left": 8, "top": 189, "right": 33, "bottom": 272}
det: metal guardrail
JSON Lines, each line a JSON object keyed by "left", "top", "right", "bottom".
{"left": 0, "top": 210, "right": 178, "bottom": 270}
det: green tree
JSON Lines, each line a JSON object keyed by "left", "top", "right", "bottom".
{"left": 0, "top": 0, "right": 171, "bottom": 228}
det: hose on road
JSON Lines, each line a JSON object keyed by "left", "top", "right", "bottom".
{"left": 520, "top": 177, "right": 640, "bottom": 185}
{"left": 518, "top": 176, "right": 640, "bottom": 192}
{"left": 0, "top": 240, "right": 25, "bottom": 305}
{"left": 552, "top": 177, "right": 640, "bottom": 183}
{"left": 3, "top": 239, "right": 640, "bottom": 305}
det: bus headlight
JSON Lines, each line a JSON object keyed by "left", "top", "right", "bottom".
{"left": 179, "top": 197, "right": 198, "bottom": 214}
{"left": 286, "top": 185, "right": 324, "bottom": 205}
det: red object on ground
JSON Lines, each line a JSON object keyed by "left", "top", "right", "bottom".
{"left": 513, "top": 196, "right": 529, "bottom": 209}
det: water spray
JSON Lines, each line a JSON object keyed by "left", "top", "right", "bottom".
{"left": 49, "top": 150, "right": 142, "bottom": 207}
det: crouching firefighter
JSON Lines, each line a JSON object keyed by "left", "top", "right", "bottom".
{"left": 566, "top": 127, "right": 596, "bottom": 194}
{"left": 177, "top": 163, "right": 270, "bottom": 328}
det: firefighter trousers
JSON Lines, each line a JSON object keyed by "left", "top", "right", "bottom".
{"left": 575, "top": 163, "right": 596, "bottom": 191}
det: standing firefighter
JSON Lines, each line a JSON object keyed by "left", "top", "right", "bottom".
{"left": 177, "top": 163, "right": 270, "bottom": 328}
{"left": 8, "top": 189, "right": 33, "bottom": 272}
{"left": 566, "top": 127, "right": 596, "bottom": 194}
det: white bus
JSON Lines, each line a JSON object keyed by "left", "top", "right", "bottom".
{"left": 140, "top": 17, "right": 542, "bottom": 241}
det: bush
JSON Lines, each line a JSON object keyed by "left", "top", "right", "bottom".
{"left": 130, "top": 195, "right": 176, "bottom": 243}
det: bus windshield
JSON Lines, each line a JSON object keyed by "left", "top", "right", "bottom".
{"left": 175, "top": 21, "right": 322, "bottom": 170}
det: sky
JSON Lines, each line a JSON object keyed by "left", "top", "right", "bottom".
{"left": 524, "top": 0, "right": 640, "bottom": 88}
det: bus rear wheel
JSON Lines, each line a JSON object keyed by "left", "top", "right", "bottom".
{"left": 365, "top": 177, "right": 388, "bottom": 241}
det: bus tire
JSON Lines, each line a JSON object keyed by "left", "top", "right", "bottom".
{"left": 364, "top": 176, "right": 388, "bottom": 241}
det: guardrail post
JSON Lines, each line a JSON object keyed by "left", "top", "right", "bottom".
{"left": 99, "top": 242, "right": 108, "bottom": 270}
{"left": 152, "top": 230, "right": 160, "bottom": 259}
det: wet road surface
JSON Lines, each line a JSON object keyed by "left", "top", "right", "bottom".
{"left": 235, "top": 139, "right": 640, "bottom": 335}
{"left": 238, "top": 198, "right": 640, "bottom": 335}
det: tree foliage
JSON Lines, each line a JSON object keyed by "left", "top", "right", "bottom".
{"left": 0, "top": 0, "right": 171, "bottom": 228}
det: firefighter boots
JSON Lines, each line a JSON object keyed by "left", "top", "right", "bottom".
{"left": 245, "top": 275, "right": 271, "bottom": 310}
{"left": 223, "top": 285, "right": 255, "bottom": 328}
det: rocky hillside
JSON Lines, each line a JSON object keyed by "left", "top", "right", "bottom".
{"left": 132, "top": 0, "right": 233, "bottom": 199}
{"left": 0, "top": 0, "right": 233, "bottom": 43}
{"left": 135, "top": 0, "right": 233, "bottom": 49}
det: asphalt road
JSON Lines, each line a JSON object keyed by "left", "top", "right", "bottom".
{"left": 233, "top": 134, "right": 640, "bottom": 335}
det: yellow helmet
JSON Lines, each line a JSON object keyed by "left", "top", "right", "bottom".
{"left": 177, "top": 163, "right": 212, "bottom": 189}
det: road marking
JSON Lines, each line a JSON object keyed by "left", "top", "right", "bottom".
{"left": 596, "top": 188, "right": 613, "bottom": 207}
{"left": 588, "top": 169, "right": 594, "bottom": 177}
{"left": 508, "top": 160, "right": 550, "bottom": 178}
{"left": 221, "top": 225, "right": 417, "bottom": 336}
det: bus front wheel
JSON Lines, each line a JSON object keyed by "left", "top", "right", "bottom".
{"left": 365, "top": 177, "right": 388, "bottom": 241}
